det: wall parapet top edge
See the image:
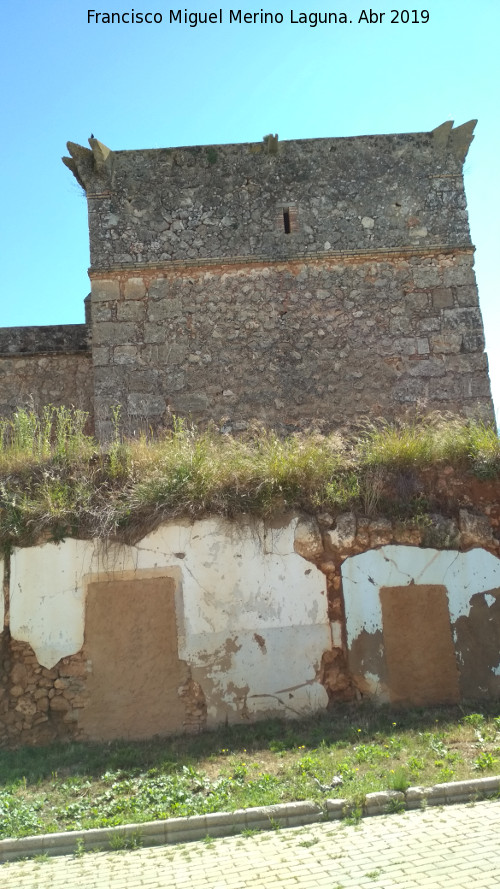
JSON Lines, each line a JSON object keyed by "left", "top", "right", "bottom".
{"left": 0, "top": 324, "right": 90, "bottom": 357}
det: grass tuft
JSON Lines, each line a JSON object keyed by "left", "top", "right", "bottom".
{"left": 0, "top": 408, "right": 498, "bottom": 549}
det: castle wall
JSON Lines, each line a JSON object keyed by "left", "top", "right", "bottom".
{"left": 0, "top": 325, "right": 93, "bottom": 424}
{"left": 59, "top": 123, "right": 494, "bottom": 437}
{"left": 90, "top": 249, "right": 492, "bottom": 438}
{"left": 343, "top": 546, "right": 500, "bottom": 704}
{"left": 72, "top": 125, "right": 476, "bottom": 268}
{"left": 0, "top": 125, "right": 493, "bottom": 437}
{"left": 3, "top": 517, "right": 331, "bottom": 745}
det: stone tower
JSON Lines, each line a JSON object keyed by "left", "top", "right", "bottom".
{"left": 61, "top": 123, "right": 493, "bottom": 436}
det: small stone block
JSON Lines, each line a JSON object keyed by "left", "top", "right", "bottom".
{"left": 406, "top": 785, "right": 445, "bottom": 806}
{"left": 0, "top": 836, "right": 39, "bottom": 858}
{"left": 206, "top": 811, "right": 238, "bottom": 828}
{"left": 437, "top": 777, "right": 500, "bottom": 801}
{"left": 432, "top": 287, "right": 454, "bottom": 309}
{"left": 167, "top": 815, "right": 207, "bottom": 834}
{"left": 364, "top": 790, "right": 404, "bottom": 814}
{"left": 92, "top": 279, "right": 120, "bottom": 302}
{"left": 124, "top": 277, "right": 146, "bottom": 300}
{"left": 325, "top": 798, "right": 349, "bottom": 820}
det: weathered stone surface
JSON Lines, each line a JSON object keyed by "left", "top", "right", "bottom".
{"left": 325, "top": 514, "right": 357, "bottom": 552}
{"left": 49, "top": 695, "right": 70, "bottom": 712}
{"left": 432, "top": 287, "right": 454, "bottom": 308}
{"left": 10, "top": 664, "right": 28, "bottom": 685}
{"left": 364, "top": 790, "right": 404, "bottom": 814}
{"left": 0, "top": 325, "right": 89, "bottom": 356}
{"left": 459, "top": 509, "right": 494, "bottom": 547}
{"left": 69, "top": 127, "right": 477, "bottom": 268}
{"left": 0, "top": 125, "right": 495, "bottom": 436}
{"left": 429, "top": 333, "right": 463, "bottom": 353}
{"left": 15, "top": 697, "right": 37, "bottom": 716}
{"left": 423, "top": 515, "right": 460, "bottom": 549}
{"left": 91, "top": 280, "right": 120, "bottom": 303}
{"left": 124, "top": 278, "right": 146, "bottom": 300}
{"left": 0, "top": 350, "right": 93, "bottom": 426}
{"left": 294, "top": 517, "right": 324, "bottom": 561}
{"left": 88, "top": 249, "right": 493, "bottom": 437}
{"left": 368, "top": 518, "right": 393, "bottom": 547}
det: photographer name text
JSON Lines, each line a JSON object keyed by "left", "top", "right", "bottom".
{"left": 87, "top": 8, "right": 430, "bottom": 26}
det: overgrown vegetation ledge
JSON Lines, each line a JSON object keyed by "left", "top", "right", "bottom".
{"left": 0, "top": 407, "right": 499, "bottom": 551}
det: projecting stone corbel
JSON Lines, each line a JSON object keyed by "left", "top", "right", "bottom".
{"left": 431, "top": 119, "right": 454, "bottom": 148}
{"left": 431, "top": 119, "right": 477, "bottom": 161}
{"left": 263, "top": 133, "right": 279, "bottom": 154}
{"left": 88, "top": 137, "right": 112, "bottom": 173}
{"left": 62, "top": 138, "right": 113, "bottom": 191}
{"left": 449, "top": 119, "right": 477, "bottom": 162}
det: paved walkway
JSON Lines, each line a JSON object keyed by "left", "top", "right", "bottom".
{"left": 2, "top": 799, "right": 500, "bottom": 889}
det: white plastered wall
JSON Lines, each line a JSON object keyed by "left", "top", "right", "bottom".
{"left": 9, "top": 516, "right": 330, "bottom": 721}
{"left": 342, "top": 545, "right": 500, "bottom": 697}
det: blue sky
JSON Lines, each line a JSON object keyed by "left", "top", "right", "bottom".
{"left": 1, "top": 0, "right": 499, "bottom": 417}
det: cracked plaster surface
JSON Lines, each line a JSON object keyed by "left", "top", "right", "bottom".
{"left": 342, "top": 545, "right": 500, "bottom": 644}
{"left": 9, "top": 517, "right": 329, "bottom": 720}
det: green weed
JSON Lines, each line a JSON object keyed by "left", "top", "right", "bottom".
{"left": 108, "top": 830, "right": 143, "bottom": 851}
{"left": 343, "top": 804, "right": 363, "bottom": 825}
{"left": 74, "top": 838, "right": 85, "bottom": 857}
{"left": 388, "top": 768, "right": 410, "bottom": 793}
{"left": 473, "top": 752, "right": 497, "bottom": 771}
{"left": 463, "top": 713, "right": 485, "bottom": 729}
{"left": 1, "top": 704, "right": 500, "bottom": 840}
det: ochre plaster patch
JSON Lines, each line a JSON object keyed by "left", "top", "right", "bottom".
{"left": 79, "top": 576, "right": 189, "bottom": 741}
{"left": 380, "top": 584, "right": 459, "bottom": 705}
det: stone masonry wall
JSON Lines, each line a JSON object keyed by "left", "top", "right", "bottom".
{"left": 0, "top": 125, "right": 489, "bottom": 437}
{"left": 65, "top": 122, "right": 476, "bottom": 268}
{"left": 0, "top": 325, "right": 94, "bottom": 423}
{"left": 90, "top": 249, "right": 493, "bottom": 438}
{"left": 58, "top": 122, "right": 495, "bottom": 437}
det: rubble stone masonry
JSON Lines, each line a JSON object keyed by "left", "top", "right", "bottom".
{"left": 0, "top": 325, "right": 93, "bottom": 421}
{"left": 0, "top": 122, "right": 494, "bottom": 435}
{"left": 89, "top": 250, "right": 491, "bottom": 437}
{"left": 64, "top": 121, "right": 493, "bottom": 437}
